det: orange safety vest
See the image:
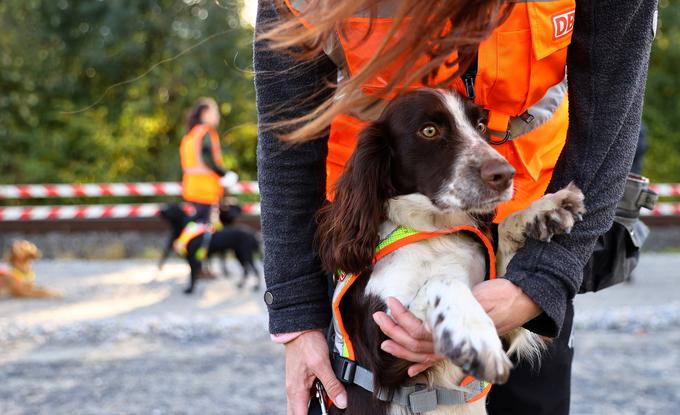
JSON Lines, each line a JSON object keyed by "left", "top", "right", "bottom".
{"left": 180, "top": 124, "right": 224, "bottom": 205}
{"left": 285, "top": 0, "right": 575, "bottom": 222}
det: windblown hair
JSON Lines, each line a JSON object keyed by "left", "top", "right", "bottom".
{"left": 316, "top": 123, "right": 394, "bottom": 273}
{"left": 186, "top": 97, "right": 218, "bottom": 131}
{"left": 260, "top": 0, "right": 512, "bottom": 141}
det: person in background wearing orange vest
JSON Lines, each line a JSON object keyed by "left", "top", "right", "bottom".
{"left": 181, "top": 97, "right": 238, "bottom": 223}
{"left": 254, "top": 1, "right": 657, "bottom": 414}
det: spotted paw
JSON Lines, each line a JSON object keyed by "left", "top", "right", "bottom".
{"left": 523, "top": 182, "right": 586, "bottom": 242}
{"left": 435, "top": 314, "right": 512, "bottom": 384}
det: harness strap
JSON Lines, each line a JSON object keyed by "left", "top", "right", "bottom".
{"left": 373, "top": 225, "right": 496, "bottom": 279}
{"left": 196, "top": 230, "right": 212, "bottom": 262}
{"left": 332, "top": 355, "right": 491, "bottom": 412}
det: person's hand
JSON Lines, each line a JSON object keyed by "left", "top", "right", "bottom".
{"left": 472, "top": 279, "right": 541, "bottom": 335}
{"left": 372, "top": 297, "right": 443, "bottom": 377}
{"left": 220, "top": 171, "right": 239, "bottom": 188}
{"left": 284, "top": 330, "right": 347, "bottom": 414}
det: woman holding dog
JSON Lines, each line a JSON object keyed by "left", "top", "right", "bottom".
{"left": 254, "top": 0, "right": 657, "bottom": 414}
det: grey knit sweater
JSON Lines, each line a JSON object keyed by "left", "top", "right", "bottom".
{"left": 254, "top": 0, "right": 658, "bottom": 337}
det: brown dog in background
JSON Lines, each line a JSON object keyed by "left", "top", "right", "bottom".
{"left": 0, "top": 240, "right": 61, "bottom": 298}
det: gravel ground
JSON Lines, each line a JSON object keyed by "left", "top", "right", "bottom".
{"left": 1, "top": 255, "right": 679, "bottom": 414}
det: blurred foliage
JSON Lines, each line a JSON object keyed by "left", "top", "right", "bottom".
{"left": 644, "top": 0, "right": 680, "bottom": 182}
{"left": 0, "top": 1, "right": 679, "bottom": 185}
{"left": 0, "top": 0, "right": 256, "bottom": 184}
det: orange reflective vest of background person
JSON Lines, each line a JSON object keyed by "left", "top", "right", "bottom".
{"left": 180, "top": 124, "right": 224, "bottom": 205}
{"left": 286, "top": 0, "right": 576, "bottom": 222}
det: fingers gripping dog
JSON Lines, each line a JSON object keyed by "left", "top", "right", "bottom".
{"left": 315, "top": 90, "right": 585, "bottom": 415}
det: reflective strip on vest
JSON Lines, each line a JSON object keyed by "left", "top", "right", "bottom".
{"left": 507, "top": 76, "right": 567, "bottom": 141}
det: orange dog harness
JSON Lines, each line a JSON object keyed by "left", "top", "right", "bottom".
{"left": 331, "top": 225, "right": 496, "bottom": 411}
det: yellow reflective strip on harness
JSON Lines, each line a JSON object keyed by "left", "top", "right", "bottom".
{"left": 173, "top": 222, "right": 208, "bottom": 257}
{"left": 375, "top": 226, "right": 420, "bottom": 253}
{"left": 8, "top": 267, "right": 35, "bottom": 282}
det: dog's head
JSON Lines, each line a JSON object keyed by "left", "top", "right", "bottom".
{"left": 219, "top": 204, "right": 243, "bottom": 226}
{"left": 317, "top": 89, "right": 515, "bottom": 273}
{"left": 159, "top": 204, "right": 189, "bottom": 234}
{"left": 7, "top": 240, "right": 41, "bottom": 269}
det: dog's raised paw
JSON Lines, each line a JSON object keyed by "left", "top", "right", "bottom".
{"left": 436, "top": 316, "right": 512, "bottom": 384}
{"left": 523, "top": 183, "right": 586, "bottom": 242}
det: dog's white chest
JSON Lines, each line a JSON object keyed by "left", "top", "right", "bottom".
{"left": 365, "top": 233, "right": 487, "bottom": 301}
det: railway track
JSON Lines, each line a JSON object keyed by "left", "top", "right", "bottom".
{"left": 0, "top": 215, "right": 262, "bottom": 233}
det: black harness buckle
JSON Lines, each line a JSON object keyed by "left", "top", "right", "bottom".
{"left": 333, "top": 355, "right": 357, "bottom": 384}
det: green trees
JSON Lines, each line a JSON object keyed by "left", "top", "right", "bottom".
{"left": 0, "top": 0, "right": 255, "bottom": 183}
{"left": 1, "top": 1, "right": 679, "bottom": 185}
{"left": 644, "top": 0, "right": 680, "bottom": 182}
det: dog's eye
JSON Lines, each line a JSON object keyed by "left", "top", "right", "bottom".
{"left": 476, "top": 122, "right": 487, "bottom": 134}
{"left": 420, "top": 124, "right": 439, "bottom": 138}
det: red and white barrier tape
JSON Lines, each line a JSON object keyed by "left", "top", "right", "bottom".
{"left": 0, "top": 202, "right": 675, "bottom": 221}
{"left": 649, "top": 184, "right": 680, "bottom": 197}
{"left": 0, "top": 203, "right": 261, "bottom": 221}
{"left": 641, "top": 202, "right": 680, "bottom": 217}
{"left": 1, "top": 181, "right": 676, "bottom": 198}
{"left": 0, "top": 181, "right": 259, "bottom": 199}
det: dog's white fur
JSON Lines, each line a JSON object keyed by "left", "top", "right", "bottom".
{"left": 330, "top": 90, "right": 584, "bottom": 414}
{"left": 433, "top": 92, "right": 514, "bottom": 213}
{"left": 365, "top": 188, "right": 584, "bottom": 415}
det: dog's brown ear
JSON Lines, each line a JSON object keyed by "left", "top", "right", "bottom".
{"left": 316, "top": 123, "right": 394, "bottom": 274}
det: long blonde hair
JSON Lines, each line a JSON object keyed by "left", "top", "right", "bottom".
{"left": 260, "top": 0, "right": 512, "bottom": 141}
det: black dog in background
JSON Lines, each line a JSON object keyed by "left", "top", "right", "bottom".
{"left": 159, "top": 204, "right": 260, "bottom": 294}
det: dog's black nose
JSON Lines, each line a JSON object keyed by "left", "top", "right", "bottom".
{"left": 481, "top": 159, "right": 515, "bottom": 192}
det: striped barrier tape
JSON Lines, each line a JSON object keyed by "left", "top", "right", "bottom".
{"left": 0, "top": 202, "right": 675, "bottom": 221}
{"left": 649, "top": 184, "right": 680, "bottom": 197}
{"left": 0, "top": 182, "right": 676, "bottom": 198}
{"left": 640, "top": 202, "right": 680, "bottom": 217}
{"left": 0, "top": 181, "right": 259, "bottom": 199}
{"left": 0, "top": 203, "right": 261, "bottom": 221}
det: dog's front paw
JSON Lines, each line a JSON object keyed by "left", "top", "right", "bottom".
{"left": 524, "top": 182, "right": 586, "bottom": 242}
{"left": 435, "top": 314, "right": 512, "bottom": 384}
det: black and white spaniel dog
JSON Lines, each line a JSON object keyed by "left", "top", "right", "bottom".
{"left": 316, "top": 89, "right": 585, "bottom": 415}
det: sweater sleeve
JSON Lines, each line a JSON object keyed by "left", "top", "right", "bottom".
{"left": 201, "top": 133, "right": 227, "bottom": 176}
{"left": 504, "top": 0, "right": 658, "bottom": 337}
{"left": 254, "top": 0, "right": 338, "bottom": 334}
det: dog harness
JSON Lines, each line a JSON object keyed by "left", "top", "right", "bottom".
{"left": 5, "top": 266, "right": 35, "bottom": 282}
{"left": 173, "top": 221, "right": 212, "bottom": 261}
{"left": 331, "top": 225, "right": 496, "bottom": 413}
